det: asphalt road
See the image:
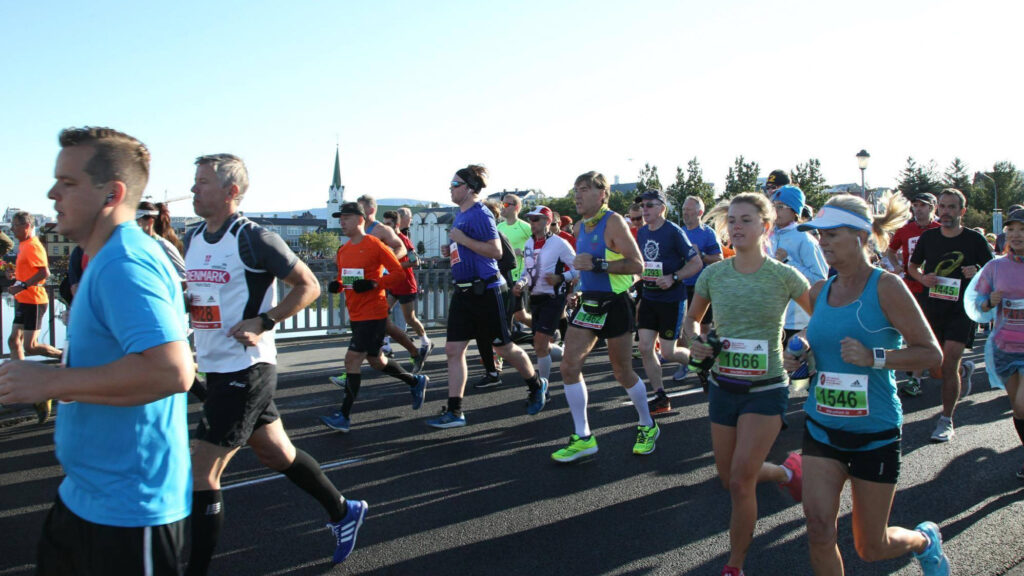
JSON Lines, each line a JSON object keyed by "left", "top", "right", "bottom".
{"left": 2, "top": 332, "right": 1023, "bottom": 575}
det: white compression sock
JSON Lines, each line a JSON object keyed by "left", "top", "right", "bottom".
{"left": 420, "top": 334, "right": 430, "bottom": 347}
{"left": 563, "top": 381, "right": 591, "bottom": 437}
{"left": 627, "top": 377, "right": 654, "bottom": 427}
{"left": 537, "top": 355, "right": 552, "bottom": 381}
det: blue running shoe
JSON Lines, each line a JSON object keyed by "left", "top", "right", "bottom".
{"left": 320, "top": 411, "right": 351, "bottom": 433}
{"left": 913, "top": 521, "right": 950, "bottom": 576}
{"left": 411, "top": 374, "right": 428, "bottom": 410}
{"left": 327, "top": 499, "right": 368, "bottom": 563}
{"left": 427, "top": 406, "right": 466, "bottom": 429}
{"left": 527, "top": 378, "right": 549, "bottom": 415}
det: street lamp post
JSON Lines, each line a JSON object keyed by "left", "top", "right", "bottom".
{"left": 856, "top": 149, "right": 871, "bottom": 209}
{"left": 974, "top": 171, "right": 1000, "bottom": 231}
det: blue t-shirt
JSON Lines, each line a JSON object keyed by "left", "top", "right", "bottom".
{"left": 56, "top": 222, "right": 191, "bottom": 527}
{"left": 682, "top": 224, "right": 722, "bottom": 287}
{"left": 637, "top": 221, "right": 697, "bottom": 302}
{"left": 450, "top": 202, "right": 502, "bottom": 287}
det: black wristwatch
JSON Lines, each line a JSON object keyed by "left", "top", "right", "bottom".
{"left": 672, "top": 273, "right": 679, "bottom": 283}
{"left": 258, "top": 312, "right": 277, "bottom": 332}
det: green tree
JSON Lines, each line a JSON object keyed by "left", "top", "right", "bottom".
{"left": 791, "top": 158, "right": 829, "bottom": 210}
{"left": 974, "top": 161, "right": 1024, "bottom": 215}
{"left": 299, "top": 230, "right": 341, "bottom": 255}
{"left": 666, "top": 158, "right": 715, "bottom": 224}
{"left": 634, "top": 163, "right": 662, "bottom": 195}
{"left": 896, "top": 157, "right": 942, "bottom": 200}
{"left": 723, "top": 155, "right": 760, "bottom": 199}
{"left": 943, "top": 157, "right": 976, "bottom": 206}
{"left": 546, "top": 189, "right": 578, "bottom": 220}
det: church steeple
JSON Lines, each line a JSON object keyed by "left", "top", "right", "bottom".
{"left": 332, "top": 146, "right": 343, "bottom": 189}
{"left": 326, "top": 145, "right": 345, "bottom": 230}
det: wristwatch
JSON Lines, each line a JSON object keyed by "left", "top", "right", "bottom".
{"left": 14, "top": 280, "right": 26, "bottom": 289}
{"left": 872, "top": 347, "right": 886, "bottom": 370}
{"left": 672, "top": 273, "right": 679, "bottom": 282}
{"left": 258, "top": 312, "right": 277, "bottom": 332}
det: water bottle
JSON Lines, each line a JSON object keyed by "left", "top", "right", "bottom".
{"left": 787, "top": 336, "right": 810, "bottom": 391}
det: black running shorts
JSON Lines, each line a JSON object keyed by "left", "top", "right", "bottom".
{"left": 349, "top": 319, "right": 387, "bottom": 355}
{"left": 12, "top": 302, "right": 46, "bottom": 331}
{"left": 686, "top": 284, "right": 713, "bottom": 326}
{"left": 637, "top": 298, "right": 685, "bottom": 340}
{"left": 196, "top": 363, "right": 280, "bottom": 448}
{"left": 447, "top": 285, "right": 512, "bottom": 345}
{"left": 568, "top": 292, "right": 635, "bottom": 340}
{"left": 802, "top": 427, "right": 901, "bottom": 484}
{"left": 529, "top": 293, "right": 567, "bottom": 337}
{"left": 36, "top": 495, "right": 186, "bottom": 576}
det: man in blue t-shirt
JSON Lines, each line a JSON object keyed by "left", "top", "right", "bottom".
{"left": 431, "top": 165, "right": 546, "bottom": 428}
{"left": 0, "top": 127, "right": 194, "bottom": 575}
{"left": 636, "top": 190, "right": 702, "bottom": 414}
{"left": 680, "top": 196, "right": 723, "bottom": 340}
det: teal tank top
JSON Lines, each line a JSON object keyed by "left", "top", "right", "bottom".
{"left": 804, "top": 268, "right": 904, "bottom": 451}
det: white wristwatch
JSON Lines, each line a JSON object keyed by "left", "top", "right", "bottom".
{"left": 872, "top": 347, "right": 886, "bottom": 370}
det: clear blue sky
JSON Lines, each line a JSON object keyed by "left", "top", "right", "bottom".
{"left": 2, "top": 0, "right": 1019, "bottom": 217}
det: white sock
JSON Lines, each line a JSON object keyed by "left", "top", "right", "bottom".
{"left": 780, "top": 465, "right": 794, "bottom": 483}
{"left": 537, "top": 355, "right": 552, "bottom": 381}
{"left": 627, "top": 377, "right": 654, "bottom": 427}
{"left": 420, "top": 334, "right": 431, "bottom": 347}
{"left": 563, "top": 381, "right": 591, "bottom": 437}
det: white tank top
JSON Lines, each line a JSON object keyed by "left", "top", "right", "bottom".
{"left": 186, "top": 218, "right": 278, "bottom": 373}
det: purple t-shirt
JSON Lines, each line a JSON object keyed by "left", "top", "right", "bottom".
{"left": 450, "top": 202, "right": 502, "bottom": 286}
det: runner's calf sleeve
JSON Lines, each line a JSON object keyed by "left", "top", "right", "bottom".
{"left": 341, "top": 374, "right": 362, "bottom": 418}
{"left": 382, "top": 360, "right": 416, "bottom": 386}
{"left": 186, "top": 490, "right": 224, "bottom": 576}
{"left": 1014, "top": 417, "right": 1024, "bottom": 446}
{"left": 448, "top": 396, "right": 463, "bottom": 415}
{"left": 538, "top": 355, "right": 552, "bottom": 381}
{"left": 282, "top": 449, "right": 346, "bottom": 522}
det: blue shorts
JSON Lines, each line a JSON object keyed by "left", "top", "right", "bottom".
{"left": 708, "top": 382, "right": 789, "bottom": 427}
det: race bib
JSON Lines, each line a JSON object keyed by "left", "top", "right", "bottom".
{"left": 928, "top": 276, "right": 960, "bottom": 301}
{"left": 572, "top": 301, "right": 608, "bottom": 330}
{"left": 642, "top": 261, "right": 663, "bottom": 284}
{"left": 814, "top": 371, "right": 869, "bottom": 417}
{"left": 716, "top": 337, "right": 769, "bottom": 377}
{"left": 341, "top": 268, "right": 364, "bottom": 290}
{"left": 190, "top": 285, "right": 222, "bottom": 330}
{"left": 449, "top": 242, "right": 461, "bottom": 266}
{"left": 907, "top": 236, "right": 919, "bottom": 256}
{"left": 1003, "top": 298, "right": 1024, "bottom": 328}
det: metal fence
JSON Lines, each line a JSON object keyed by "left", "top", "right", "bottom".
{"left": 1, "top": 270, "right": 454, "bottom": 357}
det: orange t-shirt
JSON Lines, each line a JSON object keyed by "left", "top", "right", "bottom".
{"left": 15, "top": 236, "right": 48, "bottom": 304}
{"left": 335, "top": 235, "right": 404, "bottom": 321}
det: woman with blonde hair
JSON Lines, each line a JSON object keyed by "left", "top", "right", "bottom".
{"left": 786, "top": 192, "right": 948, "bottom": 575}
{"left": 686, "top": 192, "right": 812, "bottom": 576}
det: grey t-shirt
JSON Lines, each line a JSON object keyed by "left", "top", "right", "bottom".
{"left": 696, "top": 257, "right": 810, "bottom": 379}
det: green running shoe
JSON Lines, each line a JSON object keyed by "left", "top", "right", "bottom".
{"left": 551, "top": 434, "right": 598, "bottom": 463}
{"left": 633, "top": 422, "right": 660, "bottom": 455}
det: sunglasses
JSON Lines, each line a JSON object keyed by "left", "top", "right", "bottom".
{"left": 450, "top": 181, "right": 466, "bottom": 188}
{"left": 641, "top": 201, "right": 661, "bottom": 209}
{"left": 502, "top": 202, "right": 516, "bottom": 208}
{"left": 630, "top": 216, "right": 643, "bottom": 223}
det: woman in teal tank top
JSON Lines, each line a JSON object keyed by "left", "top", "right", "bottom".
{"left": 789, "top": 194, "right": 947, "bottom": 575}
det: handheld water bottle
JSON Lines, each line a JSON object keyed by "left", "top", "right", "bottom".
{"left": 787, "top": 336, "right": 810, "bottom": 390}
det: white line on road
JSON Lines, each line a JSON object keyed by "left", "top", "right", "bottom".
{"left": 221, "top": 458, "right": 363, "bottom": 491}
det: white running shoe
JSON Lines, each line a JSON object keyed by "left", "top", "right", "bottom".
{"left": 930, "top": 416, "right": 955, "bottom": 443}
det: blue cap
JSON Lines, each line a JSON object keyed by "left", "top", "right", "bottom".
{"left": 771, "top": 185, "right": 805, "bottom": 216}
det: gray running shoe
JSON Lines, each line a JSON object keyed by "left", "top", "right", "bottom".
{"left": 474, "top": 372, "right": 502, "bottom": 389}
{"left": 930, "top": 417, "right": 955, "bottom": 443}
{"left": 960, "top": 360, "right": 975, "bottom": 397}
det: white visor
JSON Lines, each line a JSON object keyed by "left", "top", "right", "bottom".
{"left": 136, "top": 209, "right": 159, "bottom": 219}
{"left": 796, "top": 206, "right": 872, "bottom": 233}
